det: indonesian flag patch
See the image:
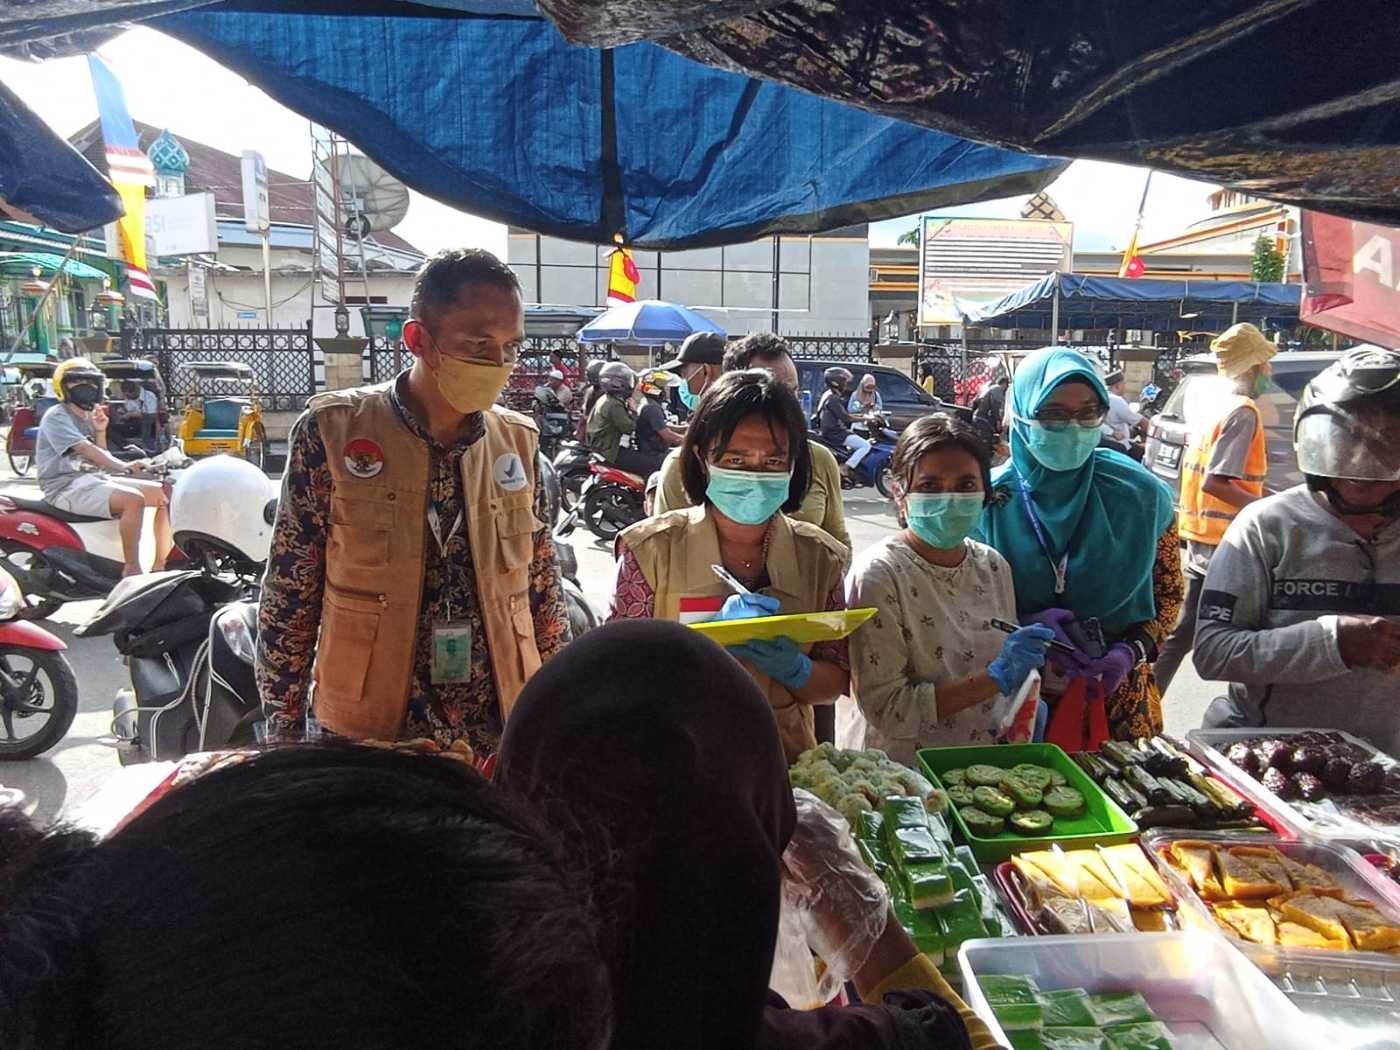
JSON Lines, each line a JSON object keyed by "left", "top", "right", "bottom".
{"left": 677, "top": 595, "right": 725, "bottom": 624}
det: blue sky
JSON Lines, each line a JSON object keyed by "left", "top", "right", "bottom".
{"left": 6, "top": 27, "right": 1221, "bottom": 259}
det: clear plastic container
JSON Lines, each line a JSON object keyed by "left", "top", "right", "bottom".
{"left": 1187, "top": 727, "right": 1400, "bottom": 842}
{"left": 1242, "top": 943, "right": 1400, "bottom": 1049}
{"left": 958, "top": 931, "right": 1319, "bottom": 1049}
{"left": 1139, "top": 830, "right": 1400, "bottom": 964}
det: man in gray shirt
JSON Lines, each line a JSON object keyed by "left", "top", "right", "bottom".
{"left": 35, "top": 359, "right": 173, "bottom": 576}
{"left": 1194, "top": 347, "right": 1400, "bottom": 753}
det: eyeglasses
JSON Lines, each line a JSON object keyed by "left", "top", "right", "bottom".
{"left": 1024, "top": 406, "right": 1107, "bottom": 431}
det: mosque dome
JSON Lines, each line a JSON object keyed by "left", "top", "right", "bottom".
{"left": 147, "top": 129, "right": 190, "bottom": 177}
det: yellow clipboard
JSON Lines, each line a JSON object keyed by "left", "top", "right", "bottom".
{"left": 687, "top": 607, "right": 877, "bottom": 646}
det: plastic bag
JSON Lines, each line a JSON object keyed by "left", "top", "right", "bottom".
{"left": 769, "top": 788, "right": 890, "bottom": 1007}
{"left": 989, "top": 670, "right": 1041, "bottom": 744}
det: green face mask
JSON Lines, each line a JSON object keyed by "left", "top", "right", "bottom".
{"left": 1023, "top": 421, "right": 1101, "bottom": 471}
{"left": 705, "top": 465, "right": 792, "bottom": 525}
{"left": 904, "top": 492, "right": 984, "bottom": 549}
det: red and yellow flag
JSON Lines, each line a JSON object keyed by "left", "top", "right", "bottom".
{"left": 607, "top": 244, "right": 640, "bottom": 303}
{"left": 1119, "top": 230, "right": 1146, "bottom": 279}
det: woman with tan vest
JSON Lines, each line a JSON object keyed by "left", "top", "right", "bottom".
{"left": 609, "top": 370, "right": 850, "bottom": 761}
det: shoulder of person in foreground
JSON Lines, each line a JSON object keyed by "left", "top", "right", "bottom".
{"left": 652, "top": 447, "right": 692, "bottom": 514}
{"left": 486, "top": 403, "right": 540, "bottom": 434}
{"left": 845, "top": 534, "right": 901, "bottom": 585}
{"left": 618, "top": 504, "right": 702, "bottom": 547}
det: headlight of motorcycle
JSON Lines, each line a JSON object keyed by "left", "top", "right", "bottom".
{"left": 217, "top": 609, "right": 257, "bottom": 665}
{"left": 0, "top": 571, "right": 23, "bottom": 621}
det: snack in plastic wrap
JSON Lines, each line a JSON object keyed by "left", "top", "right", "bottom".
{"left": 789, "top": 744, "right": 947, "bottom": 822}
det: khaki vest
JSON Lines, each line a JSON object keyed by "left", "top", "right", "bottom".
{"left": 310, "top": 384, "right": 544, "bottom": 740}
{"left": 622, "top": 505, "right": 847, "bottom": 762}
{"left": 1178, "top": 395, "right": 1266, "bottom": 546}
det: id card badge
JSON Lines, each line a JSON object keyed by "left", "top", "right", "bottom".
{"left": 431, "top": 622, "right": 472, "bottom": 684}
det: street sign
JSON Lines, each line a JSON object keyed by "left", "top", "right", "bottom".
{"left": 188, "top": 262, "right": 208, "bottom": 318}
{"left": 148, "top": 193, "right": 218, "bottom": 256}
{"left": 236, "top": 310, "right": 257, "bottom": 319}
{"left": 240, "top": 150, "right": 270, "bottom": 233}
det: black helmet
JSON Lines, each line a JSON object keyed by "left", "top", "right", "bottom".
{"left": 599, "top": 361, "right": 636, "bottom": 396}
{"left": 823, "top": 366, "right": 853, "bottom": 391}
{"left": 54, "top": 357, "right": 106, "bottom": 408}
{"left": 585, "top": 359, "right": 606, "bottom": 384}
{"left": 1294, "top": 346, "right": 1400, "bottom": 483}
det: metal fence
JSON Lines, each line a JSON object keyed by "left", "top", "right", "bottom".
{"left": 123, "top": 323, "right": 318, "bottom": 412}
{"left": 785, "top": 333, "right": 876, "bottom": 363}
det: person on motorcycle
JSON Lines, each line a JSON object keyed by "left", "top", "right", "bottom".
{"left": 635, "top": 369, "right": 683, "bottom": 457}
{"left": 1194, "top": 345, "right": 1400, "bottom": 753}
{"left": 848, "top": 373, "right": 883, "bottom": 414}
{"left": 576, "top": 357, "right": 607, "bottom": 441}
{"left": 1155, "top": 324, "right": 1276, "bottom": 695}
{"left": 586, "top": 361, "right": 662, "bottom": 477}
{"left": 34, "top": 358, "right": 172, "bottom": 577}
{"left": 815, "top": 366, "right": 872, "bottom": 483}
{"left": 1098, "top": 369, "right": 1146, "bottom": 459}
{"left": 970, "top": 370, "right": 1009, "bottom": 449}
{"left": 533, "top": 368, "right": 573, "bottom": 410}
{"left": 258, "top": 248, "right": 566, "bottom": 754}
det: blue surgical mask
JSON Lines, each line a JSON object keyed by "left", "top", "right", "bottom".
{"left": 904, "top": 492, "right": 984, "bottom": 549}
{"left": 705, "top": 464, "right": 792, "bottom": 526}
{"left": 678, "top": 369, "right": 708, "bottom": 411}
{"left": 1022, "top": 421, "right": 1101, "bottom": 471}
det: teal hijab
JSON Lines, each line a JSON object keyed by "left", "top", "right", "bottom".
{"left": 973, "top": 347, "right": 1174, "bottom": 636}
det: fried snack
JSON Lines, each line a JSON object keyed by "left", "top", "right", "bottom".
{"left": 1216, "top": 847, "right": 1286, "bottom": 898}
{"left": 1211, "top": 900, "right": 1277, "bottom": 944}
{"left": 1166, "top": 841, "right": 1227, "bottom": 901}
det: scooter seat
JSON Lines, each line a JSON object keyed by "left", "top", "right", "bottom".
{"left": 5, "top": 494, "right": 110, "bottom": 524}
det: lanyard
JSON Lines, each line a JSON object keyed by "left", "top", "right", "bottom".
{"left": 1014, "top": 468, "right": 1069, "bottom": 595}
{"left": 427, "top": 503, "right": 464, "bottom": 559}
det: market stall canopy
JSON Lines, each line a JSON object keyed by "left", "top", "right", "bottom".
{"left": 1301, "top": 212, "right": 1400, "bottom": 349}
{"left": 0, "top": 2, "right": 1064, "bottom": 249}
{"left": 0, "top": 80, "right": 123, "bottom": 233}
{"left": 0, "top": 251, "right": 109, "bottom": 280}
{"left": 578, "top": 299, "right": 724, "bottom": 346}
{"left": 965, "top": 274, "right": 1302, "bottom": 333}
{"left": 535, "top": 0, "right": 1400, "bottom": 228}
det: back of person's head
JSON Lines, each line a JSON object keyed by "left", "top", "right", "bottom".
{"left": 722, "top": 331, "right": 790, "bottom": 373}
{"left": 0, "top": 746, "right": 611, "bottom": 1050}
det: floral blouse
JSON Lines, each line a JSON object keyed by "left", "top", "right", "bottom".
{"left": 257, "top": 375, "right": 567, "bottom": 754}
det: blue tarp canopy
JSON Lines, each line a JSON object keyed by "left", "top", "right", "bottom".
{"left": 0, "top": 80, "right": 122, "bottom": 233}
{"left": 965, "top": 274, "right": 1302, "bottom": 333}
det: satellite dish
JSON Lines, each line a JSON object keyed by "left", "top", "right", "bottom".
{"left": 334, "top": 154, "right": 410, "bottom": 236}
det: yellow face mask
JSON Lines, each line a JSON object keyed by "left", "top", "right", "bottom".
{"left": 425, "top": 334, "right": 514, "bottom": 413}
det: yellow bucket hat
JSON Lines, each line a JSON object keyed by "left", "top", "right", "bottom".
{"left": 1212, "top": 323, "right": 1278, "bottom": 379}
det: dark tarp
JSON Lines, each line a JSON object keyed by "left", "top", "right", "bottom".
{"left": 536, "top": 0, "right": 1400, "bottom": 229}
{"left": 0, "top": 80, "right": 123, "bottom": 232}
{"left": 965, "top": 273, "right": 1302, "bottom": 333}
{"left": 0, "top": 1, "right": 1066, "bottom": 250}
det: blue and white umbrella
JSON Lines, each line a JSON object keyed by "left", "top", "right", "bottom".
{"left": 577, "top": 300, "right": 725, "bottom": 347}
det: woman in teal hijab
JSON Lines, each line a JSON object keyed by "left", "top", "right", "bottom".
{"left": 974, "top": 347, "right": 1182, "bottom": 739}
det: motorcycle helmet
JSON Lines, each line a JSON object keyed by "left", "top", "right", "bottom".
{"left": 585, "top": 359, "right": 606, "bottom": 385}
{"left": 599, "top": 360, "right": 636, "bottom": 396}
{"left": 54, "top": 357, "right": 106, "bottom": 409}
{"left": 1294, "top": 346, "right": 1400, "bottom": 514}
{"left": 639, "top": 369, "right": 673, "bottom": 398}
{"left": 823, "top": 366, "right": 853, "bottom": 392}
{"left": 170, "top": 455, "right": 278, "bottom": 568}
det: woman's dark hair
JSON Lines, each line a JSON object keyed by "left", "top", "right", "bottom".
{"left": 891, "top": 412, "right": 994, "bottom": 505}
{"left": 0, "top": 746, "right": 611, "bottom": 1050}
{"left": 679, "top": 368, "right": 812, "bottom": 513}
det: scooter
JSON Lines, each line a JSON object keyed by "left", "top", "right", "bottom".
{"left": 552, "top": 439, "right": 599, "bottom": 512}
{"left": 0, "top": 444, "right": 191, "bottom": 620}
{"left": 0, "top": 564, "right": 79, "bottom": 760}
{"left": 564, "top": 461, "right": 646, "bottom": 541}
{"left": 816, "top": 411, "right": 897, "bottom": 499}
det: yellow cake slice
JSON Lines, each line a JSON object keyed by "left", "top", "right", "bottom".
{"left": 1212, "top": 900, "right": 1277, "bottom": 944}
{"left": 1273, "top": 893, "right": 1351, "bottom": 944}
{"left": 1229, "top": 847, "right": 1295, "bottom": 892}
{"left": 1217, "top": 847, "right": 1287, "bottom": 898}
{"left": 1101, "top": 844, "right": 1171, "bottom": 908}
{"left": 1167, "top": 841, "right": 1227, "bottom": 901}
{"left": 1271, "top": 850, "right": 1345, "bottom": 897}
{"left": 1017, "top": 850, "right": 1118, "bottom": 902}
{"left": 1276, "top": 920, "right": 1348, "bottom": 950}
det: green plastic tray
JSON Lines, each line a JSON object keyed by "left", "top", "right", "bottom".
{"left": 917, "top": 743, "right": 1138, "bottom": 864}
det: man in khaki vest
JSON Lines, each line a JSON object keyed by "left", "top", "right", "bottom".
{"left": 257, "top": 249, "right": 568, "bottom": 756}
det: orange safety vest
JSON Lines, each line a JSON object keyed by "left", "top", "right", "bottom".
{"left": 309, "top": 384, "right": 544, "bottom": 740}
{"left": 1178, "top": 395, "right": 1266, "bottom": 546}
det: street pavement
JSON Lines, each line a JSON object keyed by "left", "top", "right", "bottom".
{"left": 1, "top": 471, "right": 1223, "bottom": 824}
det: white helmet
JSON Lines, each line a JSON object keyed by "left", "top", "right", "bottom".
{"left": 170, "top": 455, "right": 278, "bottom": 567}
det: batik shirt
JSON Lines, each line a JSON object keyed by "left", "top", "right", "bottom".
{"left": 258, "top": 375, "right": 567, "bottom": 754}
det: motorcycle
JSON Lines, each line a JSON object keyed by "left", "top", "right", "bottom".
{"left": 552, "top": 439, "right": 599, "bottom": 512}
{"left": 562, "top": 461, "right": 646, "bottom": 541}
{"left": 816, "top": 411, "right": 897, "bottom": 499}
{"left": 0, "top": 444, "right": 192, "bottom": 620}
{"left": 0, "top": 564, "right": 79, "bottom": 760}
{"left": 79, "top": 455, "right": 275, "bottom": 765}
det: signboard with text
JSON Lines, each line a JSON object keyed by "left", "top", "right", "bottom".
{"left": 240, "top": 150, "right": 270, "bottom": 233}
{"left": 1301, "top": 211, "right": 1400, "bottom": 347}
{"left": 147, "top": 192, "right": 218, "bottom": 256}
{"left": 188, "top": 262, "right": 208, "bottom": 318}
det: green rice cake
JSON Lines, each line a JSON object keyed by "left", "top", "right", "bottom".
{"left": 1086, "top": 992, "right": 1155, "bottom": 1028}
{"left": 966, "top": 763, "right": 1007, "bottom": 787}
{"left": 1037, "top": 990, "right": 1096, "bottom": 1029}
{"left": 972, "top": 785, "right": 1017, "bottom": 817}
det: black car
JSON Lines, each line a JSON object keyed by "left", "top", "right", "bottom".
{"left": 1143, "top": 351, "right": 1342, "bottom": 499}
{"left": 793, "top": 360, "right": 963, "bottom": 433}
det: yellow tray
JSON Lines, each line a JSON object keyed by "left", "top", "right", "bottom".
{"left": 687, "top": 607, "right": 877, "bottom": 646}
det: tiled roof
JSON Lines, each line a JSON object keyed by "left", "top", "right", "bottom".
{"left": 69, "top": 119, "right": 422, "bottom": 256}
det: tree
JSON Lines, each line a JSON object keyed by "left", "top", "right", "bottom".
{"left": 897, "top": 227, "right": 920, "bottom": 247}
{"left": 1251, "top": 234, "right": 1286, "bottom": 283}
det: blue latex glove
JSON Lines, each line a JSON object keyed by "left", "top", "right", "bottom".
{"left": 1074, "top": 642, "right": 1136, "bottom": 696}
{"left": 986, "top": 624, "right": 1056, "bottom": 695}
{"left": 716, "top": 592, "right": 781, "bottom": 621}
{"left": 726, "top": 636, "right": 812, "bottom": 691}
